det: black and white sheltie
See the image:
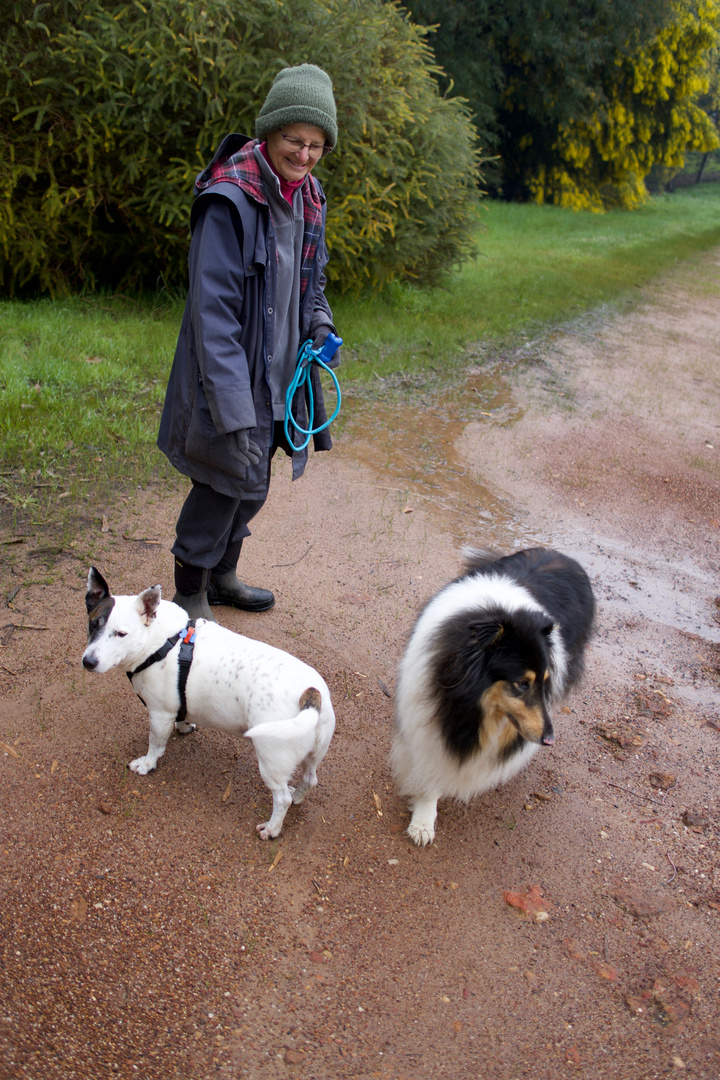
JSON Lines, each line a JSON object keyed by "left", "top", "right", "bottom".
{"left": 391, "top": 547, "right": 595, "bottom": 845}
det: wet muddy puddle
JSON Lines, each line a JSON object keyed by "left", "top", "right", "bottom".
{"left": 336, "top": 365, "right": 720, "bottom": 646}
{"left": 338, "top": 366, "right": 530, "bottom": 551}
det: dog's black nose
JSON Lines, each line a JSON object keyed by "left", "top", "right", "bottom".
{"left": 82, "top": 655, "right": 98, "bottom": 671}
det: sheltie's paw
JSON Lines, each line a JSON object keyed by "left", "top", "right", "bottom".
{"left": 407, "top": 820, "right": 435, "bottom": 846}
{"left": 406, "top": 798, "right": 438, "bottom": 846}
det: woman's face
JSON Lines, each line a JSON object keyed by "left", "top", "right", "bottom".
{"left": 265, "top": 123, "right": 329, "bottom": 183}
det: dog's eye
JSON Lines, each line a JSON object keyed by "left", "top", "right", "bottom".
{"left": 514, "top": 679, "right": 531, "bottom": 695}
{"left": 112, "top": 630, "right": 127, "bottom": 638}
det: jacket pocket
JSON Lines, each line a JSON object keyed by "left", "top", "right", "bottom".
{"left": 184, "top": 377, "right": 249, "bottom": 481}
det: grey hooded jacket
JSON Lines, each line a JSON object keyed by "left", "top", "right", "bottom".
{"left": 157, "top": 133, "right": 337, "bottom": 499}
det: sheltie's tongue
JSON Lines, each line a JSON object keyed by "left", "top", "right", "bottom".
{"left": 542, "top": 733, "right": 555, "bottom": 746}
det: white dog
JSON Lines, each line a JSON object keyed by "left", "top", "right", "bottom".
{"left": 82, "top": 567, "right": 335, "bottom": 839}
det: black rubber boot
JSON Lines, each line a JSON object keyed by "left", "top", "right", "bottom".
{"left": 171, "top": 589, "right": 216, "bottom": 622}
{"left": 207, "top": 570, "right": 275, "bottom": 612}
{"left": 173, "top": 562, "right": 216, "bottom": 622}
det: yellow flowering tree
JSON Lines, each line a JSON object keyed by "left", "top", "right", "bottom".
{"left": 529, "top": 0, "right": 720, "bottom": 209}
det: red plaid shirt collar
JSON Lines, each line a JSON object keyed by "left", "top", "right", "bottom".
{"left": 195, "top": 139, "right": 324, "bottom": 299}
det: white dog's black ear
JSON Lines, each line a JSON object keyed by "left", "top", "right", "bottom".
{"left": 135, "top": 585, "right": 162, "bottom": 625}
{"left": 86, "top": 567, "right": 110, "bottom": 613}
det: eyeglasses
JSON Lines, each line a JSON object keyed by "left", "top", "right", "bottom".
{"left": 278, "top": 128, "right": 334, "bottom": 158}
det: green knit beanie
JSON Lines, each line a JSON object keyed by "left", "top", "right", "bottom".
{"left": 256, "top": 63, "right": 337, "bottom": 148}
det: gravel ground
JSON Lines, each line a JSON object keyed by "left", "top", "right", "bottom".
{"left": 1, "top": 250, "right": 719, "bottom": 1079}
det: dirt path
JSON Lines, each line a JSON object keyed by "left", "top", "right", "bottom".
{"left": 1, "top": 251, "right": 719, "bottom": 1080}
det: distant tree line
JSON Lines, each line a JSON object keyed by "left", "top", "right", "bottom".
{"left": 404, "top": 0, "right": 720, "bottom": 208}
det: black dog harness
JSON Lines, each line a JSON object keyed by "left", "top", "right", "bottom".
{"left": 127, "top": 620, "right": 196, "bottom": 723}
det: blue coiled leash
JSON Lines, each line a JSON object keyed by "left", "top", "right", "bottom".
{"left": 284, "top": 333, "right": 343, "bottom": 451}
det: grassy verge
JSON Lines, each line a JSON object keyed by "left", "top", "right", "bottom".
{"left": 332, "top": 183, "right": 720, "bottom": 378}
{"left": 0, "top": 294, "right": 182, "bottom": 526}
{"left": 1, "top": 185, "right": 719, "bottom": 525}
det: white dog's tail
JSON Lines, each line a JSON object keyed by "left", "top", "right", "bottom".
{"left": 244, "top": 687, "right": 322, "bottom": 745}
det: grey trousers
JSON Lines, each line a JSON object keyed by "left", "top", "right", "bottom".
{"left": 171, "top": 428, "right": 284, "bottom": 590}
{"left": 171, "top": 481, "right": 267, "bottom": 577}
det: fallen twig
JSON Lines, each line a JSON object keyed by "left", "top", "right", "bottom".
{"left": 123, "top": 535, "right": 162, "bottom": 545}
{"left": 659, "top": 778, "right": 677, "bottom": 803}
{"left": 377, "top": 677, "right": 392, "bottom": 698}
{"left": 665, "top": 852, "right": 677, "bottom": 885}
{"left": 601, "top": 780, "right": 666, "bottom": 806}
{"left": 272, "top": 544, "right": 313, "bottom": 568}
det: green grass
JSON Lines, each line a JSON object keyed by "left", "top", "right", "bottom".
{"left": 0, "top": 294, "right": 182, "bottom": 519}
{"left": 1, "top": 184, "right": 719, "bottom": 517}
{"left": 332, "top": 183, "right": 720, "bottom": 378}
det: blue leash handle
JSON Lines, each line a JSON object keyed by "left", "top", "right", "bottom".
{"left": 284, "top": 332, "right": 343, "bottom": 451}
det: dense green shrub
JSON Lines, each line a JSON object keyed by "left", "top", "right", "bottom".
{"left": 0, "top": 0, "right": 481, "bottom": 296}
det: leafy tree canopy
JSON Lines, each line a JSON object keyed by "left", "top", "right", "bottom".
{"left": 403, "top": 0, "right": 720, "bottom": 207}
{"left": 529, "top": 0, "right": 720, "bottom": 209}
{"left": 404, "top": 2, "right": 671, "bottom": 168}
{"left": 0, "top": 0, "right": 481, "bottom": 296}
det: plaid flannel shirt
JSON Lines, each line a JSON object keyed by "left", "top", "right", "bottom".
{"left": 195, "top": 139, "right": 324, "bottom": 301}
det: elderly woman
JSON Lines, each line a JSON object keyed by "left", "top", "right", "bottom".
{"left": 158, "top": 63, "right": 340, "bottom": 621}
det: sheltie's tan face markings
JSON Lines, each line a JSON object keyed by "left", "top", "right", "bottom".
{"left": 480, "top": 669, "right": 549, "bottom": 746}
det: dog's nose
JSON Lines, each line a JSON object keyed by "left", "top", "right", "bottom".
{"left": 82, "top": 655, "right": 98, "bottom": 671}
{"left": 541, "top": 714, "right": 555, "bottom": 746}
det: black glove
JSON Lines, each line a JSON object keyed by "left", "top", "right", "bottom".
{"left": 312, "top": 327, "right": 342, "bottom": 368}
{"left": 227, "top": 429, "right": 261, "bottom": 467}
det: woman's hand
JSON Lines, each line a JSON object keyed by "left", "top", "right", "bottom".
{"left": 227, "top": 429, "right": 261, "bottom": 467}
